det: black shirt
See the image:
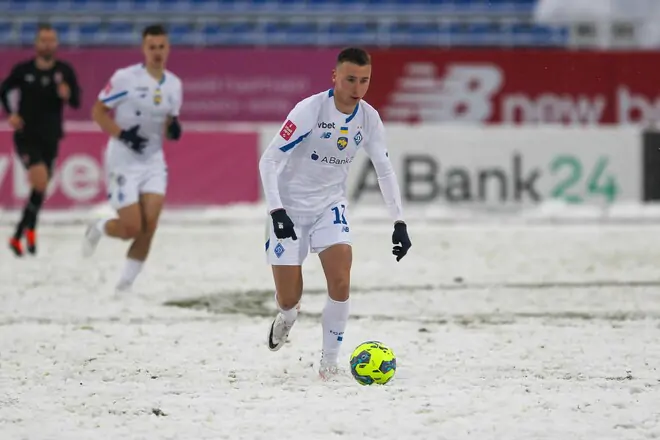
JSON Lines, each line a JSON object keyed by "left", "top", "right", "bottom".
{"left": 0, "top": 58, "right": 81, "bottom": 142}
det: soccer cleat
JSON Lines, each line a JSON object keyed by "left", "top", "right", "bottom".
{"left": 25, "top": 229, "right": 36, "bottom": 255}
{"left": 115, "top": 279, "right": 133, "bottom": 294}
{"left": 267, "top": 313, "right": 295, "bottom": 351}
{"left": 9, "top": 237, "right": 23, "bottom": 257}
{"left": 81, "top": 221, "right": 102, "bottom": 258}
{"left": 318, "top": 353, "right": 341, "bottom": 380}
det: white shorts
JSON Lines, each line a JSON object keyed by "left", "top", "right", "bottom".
{"left": 265, "top": 201, "right": 352, "bottom": 265}
{"left": 106, "top": 165, "right": 167, "bottom": 210}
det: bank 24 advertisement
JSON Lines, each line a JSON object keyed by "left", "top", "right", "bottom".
{"left": 347, "top": 127, "right": 641, "bottom": 207}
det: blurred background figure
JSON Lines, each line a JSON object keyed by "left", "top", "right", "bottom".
{"left": 0, "top": 22, "right": 80, "bottom": 256}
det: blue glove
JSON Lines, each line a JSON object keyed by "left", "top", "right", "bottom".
{"left": 119, "top": 125, "right": 148, "bottom": 154}
{"left": 271, "top": 209, "right": 297, "bottom": 240}
{"left": 392, "top": 222, "right": 411, "bottom": 262}
{"left": 166, "top": 117, "right": 182, "bottom": 141}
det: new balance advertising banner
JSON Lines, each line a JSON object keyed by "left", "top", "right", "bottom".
{"left": 0, "top": 130, "right": 259, "bottom": 209}
{"left": 0, "top": 49, "right": 336, "bottom": 122}
{"left": 365, "top": 50, "right": 660, "bottom": 126}
{"left": 345, "top": 127, "right": 641, "bottom": 207}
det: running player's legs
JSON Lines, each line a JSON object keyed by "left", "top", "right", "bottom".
{"left": 126, "top": 192, "right": 165, "bottom": 262}
{"left": 104, "top": 168, "right": 143, "bottom": 240}
{"left": 266, "top": 216, "right": 311, "bottom": 351}
{"left": 19, "top": 152, "right": 49, "bottom": 193}
{"left": 310, "top": 201, "right": 352, "bottom": 265}
{"left": 266, "top": 217, "right": 310, "bottom": 308}
{"left": 110, "top": 191, "right": 163, "bottom": 291}
{"left": 9, "top": 136, "right": 56, "bottom": 255}
{"left": 125, "top": 166, "right": 167, "bottom": 258}
{"left": 113, "top": 167, "right": 166, "bottom": 290}
{"left": 310, "top": 201, "right": 353, "bottom": 372}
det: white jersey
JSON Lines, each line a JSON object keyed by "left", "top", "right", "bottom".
{"left": 98, "top": 63, "right": 183, "bottom": 167}
{"left": 259, "top": 89, "right": 404, "bottom": 221}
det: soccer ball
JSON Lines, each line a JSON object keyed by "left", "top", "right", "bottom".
{"left": 349, "top": 341, "right": 397, "bottom": 385}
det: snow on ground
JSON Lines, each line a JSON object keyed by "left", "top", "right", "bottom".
{"left": 1, "top": 214, "right": 660, "bottom": 440}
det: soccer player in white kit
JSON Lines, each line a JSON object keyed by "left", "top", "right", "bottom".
{"left": 81, "top": 24, "right": 183, "bottom": 292}
{"left": 259, "top": 48, "right": 412, "bottom": 378}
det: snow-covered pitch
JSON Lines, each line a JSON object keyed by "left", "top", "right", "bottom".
{"left": 1, "top": 204, "right": 659, "bottom": 440}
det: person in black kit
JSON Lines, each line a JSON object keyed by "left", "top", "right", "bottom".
{"left": 0, "top": 23, "right": 81, "bottom": 256}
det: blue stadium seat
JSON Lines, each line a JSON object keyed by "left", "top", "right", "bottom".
{"left": 168, "top": 22, "right": 197, "bottom": 45}
{"left": 324, "top": 22, "right": 378, "bottom": 46}
{"left": 69, "top": 0, "right": 98, "bottom": 12}
{"left": 187, "top": 0, "right": 245, "bottom": 12}
{"left": 511, "top": 22, "right": 567, "bottom": 46}
{"left": 50, "top": 20, "right": 74, "bottom": 43}
{"left": 78, "top": 21, "right": 103, "bottom": 42}
{"left": 286, "top": 22, "right": 319, "bottom": 45}
{"left": 105, "top": 21, "right": 138, "bottom": 44}
{"left": 0, "top": 19, "right": 13, "bottom": 43}
{"left": 18, "top": 21, "right": 40, "bottom": 42}
{"left": 159, "top": 0, "right": 193, "bottom": 12}
{"left": 201, "top": 21, "right": 258, "bottom": 45}
{"left": 262, "top": 22, "right": 292, "bottom": 45}
{"left": 132, "top": 0, "right": 161, "bottom": 12}
{"left": 308, "top": 0, "right": 370, "bottom": 12}
{"left": 452, "top": 22, "right": 504, "bottom": 46}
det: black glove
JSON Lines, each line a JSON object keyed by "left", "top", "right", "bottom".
{"left": 166, "top": 116, "right": 182, "bottom": 141}
{"left": 271, "top": 209, "right": 297, "bottom": 240}
{"left": 392, "top": 222, "right": 411, "bottom": 262}
{"left": 119, "top": 125, "right": 148, "bottom": 154}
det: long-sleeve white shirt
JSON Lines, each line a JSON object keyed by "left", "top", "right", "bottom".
{"left": 259, "top": 89, "right": 404, "bottom": 222}
{"left": 98, "top": 63, "right": 183, "bottom": 167}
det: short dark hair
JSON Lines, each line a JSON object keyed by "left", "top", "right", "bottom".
{"left": 37, "top": 23, "right": 55, "bottom": 35}
{"left": 34, "top": 23, "right": 55, "bottom": 41}
{"left": 337, "top": 47, "right": 371, "bottom": 66}
{"left": 142, "top": 24, "right": 168, "bottom": 39}
{"left": 37, "top": 23, "right": 54, "bottom": 33}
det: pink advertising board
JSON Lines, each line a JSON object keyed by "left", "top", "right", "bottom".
{"left": 0, "top": 48, "right": 337, "bottom": 122}
{"left": 0, "top": 129, "right": 260, "bottom": 209}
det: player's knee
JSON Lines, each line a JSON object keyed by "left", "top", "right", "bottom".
{"left": 276, "top": 279, "right": 303, "bottom": 309}
{"left": 29, "top": 166, "right": 49, "bottom": 192}
{"left": 33, "top": 180, "right": 48, "bottom": 193}
{"left": 327, "top": 275, "right": 350, "bottom": 301}
{"left": 120, "top": 222, "right": 141, "bottom": 240}
{"left": 278, "top": 294, "right": 301, "bottom": 310}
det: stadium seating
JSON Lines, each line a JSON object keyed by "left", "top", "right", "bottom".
{"left": 0, "top": 0, "right": 569, "bottom": 47}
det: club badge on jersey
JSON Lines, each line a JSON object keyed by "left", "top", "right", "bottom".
{"left": 153, "top": 89, "right": 162, "bottom": 106}
{"left": 353, "top": 131, "right": 363, "bottom": 146}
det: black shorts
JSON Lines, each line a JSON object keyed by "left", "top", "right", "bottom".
{"left": 14, "top": 132, "right": 59, "bottom": 174}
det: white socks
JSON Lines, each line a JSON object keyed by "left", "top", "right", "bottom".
{"left": 95, "top": 218, "right": 110, "bottom": 236}
{"left": 321, "top": 297, "right": 350, "bottom": 366}
{"left": 117, "top": 258, "right": 144, "bottom": 290}
{"left": 276, "top": 292, "right": 298, "bottom": 325}
{"left": 272, "top": 292, "right": 350, "bottom": 366}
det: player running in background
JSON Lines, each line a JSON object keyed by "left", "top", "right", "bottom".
{"left": 259, "top": 47, "right": 412, "bottom": 379}
{"left": 82, "top": 24, "right": 183, "bottom": 293}
{"left": 0, "top": 23, "right": 81, "bottom": 256}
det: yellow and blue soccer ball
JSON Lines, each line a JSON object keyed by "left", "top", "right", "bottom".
{"left": 349, "top": 341, "right": 396, "bottom": 385}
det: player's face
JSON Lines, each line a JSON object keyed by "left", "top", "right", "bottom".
{"left": 333, "top": 62, "right": 371, "bottom": 108}
{"left": 35, "top": 29, "right": 58, "bottom": 61}
{"left": 142, "top": 35, "right": 169, "bottom": 69}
